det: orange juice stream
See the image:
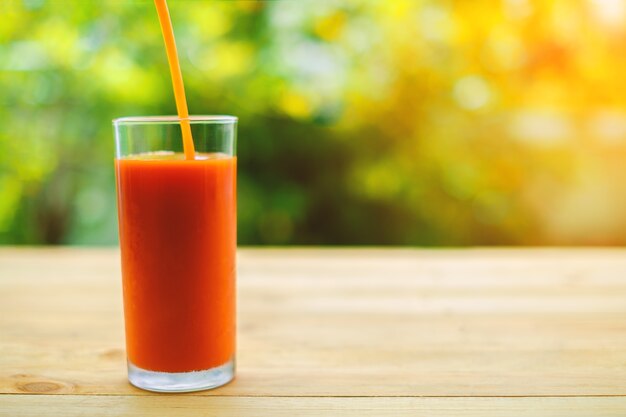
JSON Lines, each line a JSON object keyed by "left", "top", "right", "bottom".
{"left": 154, "top": 0, "right": 195, "bottom": 159}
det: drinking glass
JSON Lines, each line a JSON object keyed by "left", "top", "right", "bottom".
{"left": 113, "top": 115, "right": 237, "bottom": 392}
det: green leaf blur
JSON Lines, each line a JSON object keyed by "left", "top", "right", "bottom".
{"left": 2, "top": 0, "right": 626, "bottom": 245}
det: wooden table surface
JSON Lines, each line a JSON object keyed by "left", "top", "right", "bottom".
{"left": 1, "top": 247, "right": 625, "bottom": 416}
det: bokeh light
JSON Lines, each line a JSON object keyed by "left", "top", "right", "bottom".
{"left": 2, "top": 0, "right": 626, "bottom": 245}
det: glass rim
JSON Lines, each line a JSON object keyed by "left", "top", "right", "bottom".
{"left": 113, "top": 115, "right": 237, "bottom": 126}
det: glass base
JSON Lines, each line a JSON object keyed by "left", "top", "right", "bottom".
{"left": 128, "top": 359, "right": 235, "bottom": 393}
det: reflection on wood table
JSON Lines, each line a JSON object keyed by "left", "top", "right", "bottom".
{"left": 1, "top": 248, "right": 625, "bottom": 416}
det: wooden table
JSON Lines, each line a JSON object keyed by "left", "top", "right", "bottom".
{"left": 1, "top": 248, "right": 625, "bottom": 416}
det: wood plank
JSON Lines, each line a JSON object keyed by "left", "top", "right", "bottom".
{"left": 2, "top": 395, "right": 626, "bottom": 417}
{"left": 1, "top": 248, "right": 626, "bottom": 397}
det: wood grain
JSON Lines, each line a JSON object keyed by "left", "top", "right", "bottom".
{"left": 1, "top": 248, "right": 626, "bottom": 414}
{"left": 2, "top": 395, "right": 626, "bottom": 417}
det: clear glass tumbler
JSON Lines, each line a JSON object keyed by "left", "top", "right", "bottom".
{"left": 113, "top": 116, "right": 237, "bottom": 392}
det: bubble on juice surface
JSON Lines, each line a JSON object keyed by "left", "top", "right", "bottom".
{"left": 194, "top": 152, "right": 230, "bottom": 160}
{"left": 123, "top": 151, "right": 231, "bottom": 161}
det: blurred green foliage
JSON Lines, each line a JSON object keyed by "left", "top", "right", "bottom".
{"left": 2, "top": 0, "right": 626, "bottom": 245}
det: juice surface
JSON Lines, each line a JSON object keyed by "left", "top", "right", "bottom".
{"left": 115, "top": 152, "right": 236, "bottom": 373}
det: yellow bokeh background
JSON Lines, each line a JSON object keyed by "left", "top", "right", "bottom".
{"left": 1, "top": 0, "right": 626, "bottom": 245}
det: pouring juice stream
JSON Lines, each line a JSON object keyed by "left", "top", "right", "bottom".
{"left": 154, "top": 0, "right": 195, "bottom": 159}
